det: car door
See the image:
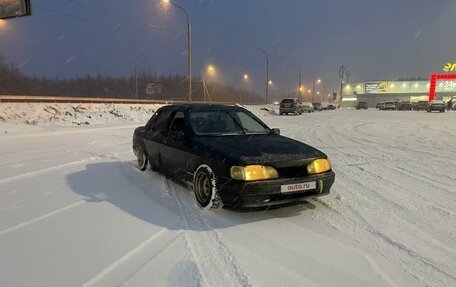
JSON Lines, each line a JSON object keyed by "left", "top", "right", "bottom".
{"left": 143, "top": 108, "right": 173, "bottom": 168}
{"left": 160, "top": 110, "right": 196, "bottom": 181}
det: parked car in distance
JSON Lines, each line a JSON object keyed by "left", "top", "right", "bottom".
{"left": 427, "top": 100, "right": 445, "bottom": 113}
{"left": 415, "top": 101, "right": 429, "bottom": 111}
{"left": 377, "top": 102, "right": 385, "bottom": 110}
{"left": 381, "top": 101, "right": 396, "bottom": 110}
{"left": 132, "top": 104, "right": 335, "bottom": 209}
{"left": 301, "top": 102, "right": 314, "bottom": 113}
{"left": 312, "top": 102, "right": 322, "bottom": 111}
{"left": 320, "top": 102, "right": 330, "bottom": 110}
{"left": 279, "top": 98, "right": 303, "bottom": 115}
{"left": 355, "top": 101, "right": 368, "bottom": 109}
{"left": 327, "top": 104, "right": 336, "bottom": 110}
{"left": 396, "top": 101, "right": 412, "bottom": 111}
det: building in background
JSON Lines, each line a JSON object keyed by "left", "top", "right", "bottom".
{"left": 340, "top": 80, "right": 456, "bottom": 108}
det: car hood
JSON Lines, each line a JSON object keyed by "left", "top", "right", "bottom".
{"left": 193, "top": 134, "right": 326, "bottom": 167}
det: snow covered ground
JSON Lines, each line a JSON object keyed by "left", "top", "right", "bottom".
{"left": 0, "top": 105, "right": 455, "bottom": 287}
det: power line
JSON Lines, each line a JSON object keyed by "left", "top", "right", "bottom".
{"left": 35, "top": 4, "right": 116, "bottom": 29}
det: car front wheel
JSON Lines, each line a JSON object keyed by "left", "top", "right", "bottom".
{"left": 193, "top": 165, "right": 223, "bottom": 210}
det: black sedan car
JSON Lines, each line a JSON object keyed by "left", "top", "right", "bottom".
{"left": 133, "top": 104, "right": 335, "bottom": 209}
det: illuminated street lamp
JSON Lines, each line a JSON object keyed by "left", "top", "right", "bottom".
{"left": 207, "top": 64, "right": 215, "bottom": 74}
{"left": 203, "top": 64, "right": 216, "bottom": 102}
{"left": 268, "top": 80, "right": 273, "bottom": 85}
{"left": 312, "top": 77, "right": 322, "bottom": 102}
{"left": 162, "top": 0, "right": 192, "bottom": 102}
{"left": 240, "top": 73, "right": 249, "bottom": 103}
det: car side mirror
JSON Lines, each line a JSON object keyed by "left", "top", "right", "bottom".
{"left": 170, "top": 130, "right": 186, "bottom": 141}
{"left": 271, "top": 128, "right": 280, "bottom": 135}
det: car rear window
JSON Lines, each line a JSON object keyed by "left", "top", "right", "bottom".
{"left": 281, "top": 99, "right": 294, "bottom": 104}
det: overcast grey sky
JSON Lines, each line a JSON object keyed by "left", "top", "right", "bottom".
{"left": 0, "top": 0, "right": 455, "bottom": 95}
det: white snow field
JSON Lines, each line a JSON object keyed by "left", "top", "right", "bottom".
{"left": 0, "top": 105, "right": 455, "bottom": 287}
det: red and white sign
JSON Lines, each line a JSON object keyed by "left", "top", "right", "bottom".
{"left": 281, "top": 181, "right": 316, "bottom": 193}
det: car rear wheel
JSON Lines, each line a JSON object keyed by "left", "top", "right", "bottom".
{"left": 136, "top": 147, "right": 148, "bottom": 171}
{"left": 193, "top": 165, "right": 223, "bottom": 210}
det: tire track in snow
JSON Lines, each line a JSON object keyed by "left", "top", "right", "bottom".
{"left": 298, "top": 117, "right": 456, "bottom": 286}
{"left": 0, "top": 157, "right": 101, "bottom": 184}
{"left": 165, "top": 178, "right": 253, "bottom": 287}
{"left": 82, "top": 228, "right": 169, "bottom": 287}
{"left": 311, "top": 193, "right": 456, "bottom": 287}
{"left": 0, "top": 200, "right": 85, "bottom": 236}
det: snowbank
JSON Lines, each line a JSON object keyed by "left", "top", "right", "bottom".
{"left": 0, "top": 103, "right": 163, "bottom": 126}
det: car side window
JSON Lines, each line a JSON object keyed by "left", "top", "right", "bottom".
{"left": 145, "top": 110, "right": 160, "bottom": 131}
{"left": 169, "top": 111, "right": 186, "bottom": 132}
{"left": 151, "top": 109, "right": 173, "bottom": 132}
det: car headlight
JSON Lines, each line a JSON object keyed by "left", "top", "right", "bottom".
{"left": 230, "top": 165, "right": 279, "bottom": 181}
{"left": 307, "top": 159, "right": 331, "bottom": 174}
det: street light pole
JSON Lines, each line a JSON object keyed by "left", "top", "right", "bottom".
{"left": 311, "top": 77, "right": 321, "bottom": 102}
{"left": 312, "top": 75, "right": 316, "bottom": 102}
{"left": 166, "top": 1, "right": 192, "bottom": 102}
{"left": 256, "top": 47, "right": 269, "bottom": 104}
{"left": 134, "top": 53, "right": 144, "bottom": 99}
{"left": 290, "top": 64, "right": 301, "bottom": 100}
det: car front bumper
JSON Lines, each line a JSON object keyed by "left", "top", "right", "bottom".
{"left": 217, "top": 171, "right": 335, "bottom": 208}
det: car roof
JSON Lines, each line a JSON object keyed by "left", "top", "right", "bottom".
{"left": 160, "top": 103, "right": 247, "bottom": 112}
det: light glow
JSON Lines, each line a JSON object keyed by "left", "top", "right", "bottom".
{"left": 307, "top": 159, "right": 331, "bottom": 174}
{"left": 230, "top": 165, "right": 279, "bottom": 181}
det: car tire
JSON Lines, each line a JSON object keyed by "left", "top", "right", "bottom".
{"left": 136, "top": 147, "right": 148, "bottom": 171}
{"left": 193, "top": 164, "right": 223, "bottom": 210}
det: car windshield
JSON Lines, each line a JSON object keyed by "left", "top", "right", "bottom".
{"left": 281, "top": 99, "right": 294, "bottom": 103}
{"left": 189, "top": 110, "right": 270, "bottom": 136}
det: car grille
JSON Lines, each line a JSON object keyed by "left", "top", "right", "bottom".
{"left": 277, "top": 166, "right": 307, "bottom": 178}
